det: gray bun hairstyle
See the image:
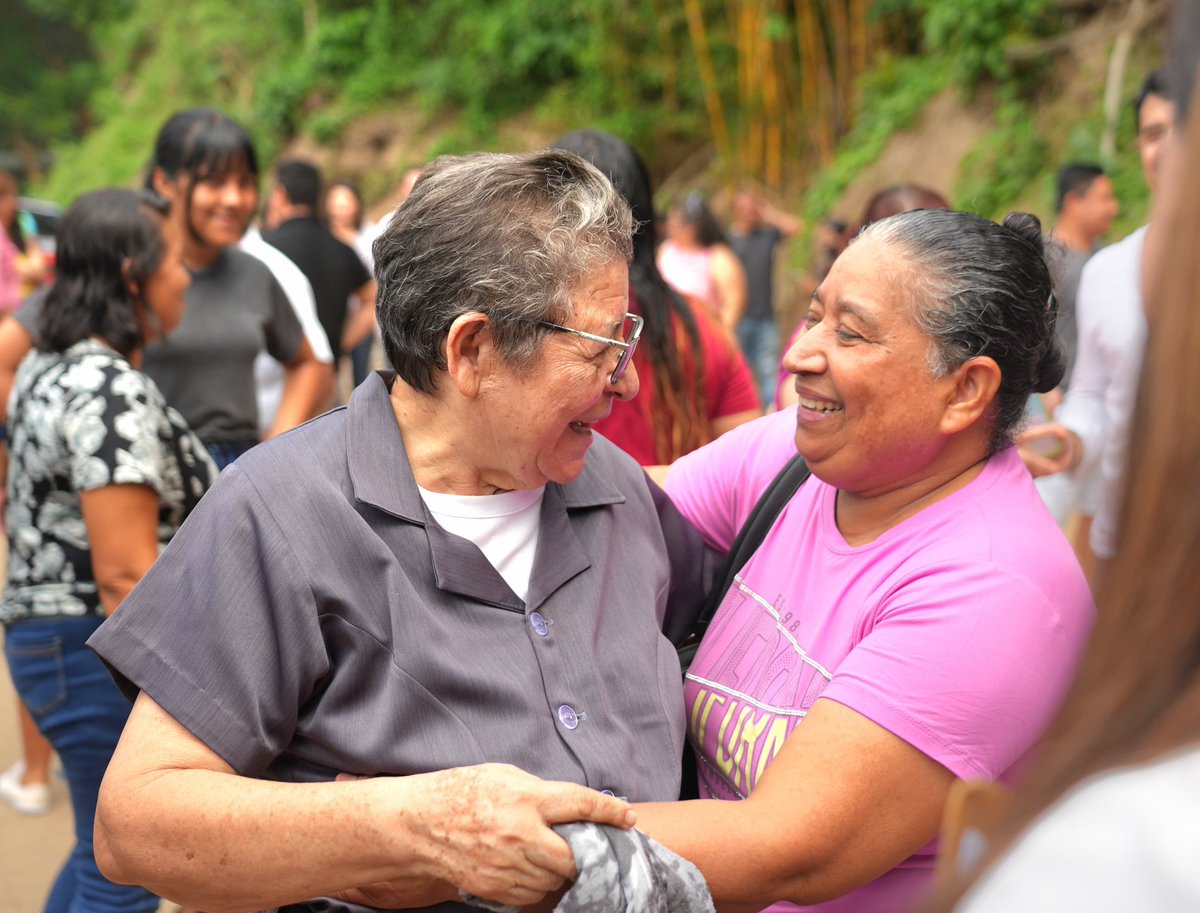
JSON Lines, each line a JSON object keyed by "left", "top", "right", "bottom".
{"left": 860, "top": 208, "right": 1065, "bottom": 453}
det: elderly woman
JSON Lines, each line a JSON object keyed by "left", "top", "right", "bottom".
{"left": 632, "top": 209, "right": 1095, "bottom": 912}
{"left": 88, "top": 151, "right": 707, "bottom": 912}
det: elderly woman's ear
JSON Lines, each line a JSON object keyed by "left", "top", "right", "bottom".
{"left": 938, "top": 355, "right": 1002, "bottom": 436}
{"left": 443, "top": 312, "right": 495, "bottom": 398}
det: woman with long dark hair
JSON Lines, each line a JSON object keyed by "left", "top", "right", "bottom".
{"left": 146, "top": 108, "right": 327, "bottom": 468}
{"left": 553, "top": 130, "right": 759, "bottom": 465}
{"left": 2, "top": 188, "right": 215, "bottom": 913}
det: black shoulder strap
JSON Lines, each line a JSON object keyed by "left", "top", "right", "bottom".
{"left": 692, "top": 453, "right": 810, "bottom": 640}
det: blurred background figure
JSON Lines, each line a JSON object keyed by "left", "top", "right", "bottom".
{"left": 0, "top": 169, "right": 47, "bottom": 313}
{"left": 1018, "top": 69, "right": 1176, "bottom": 576}
{"left": 728, "top": 189, "right": 801, "bottom": 408}
{"left": 3, "top": 188, "right": 215, "bottom": 913}
{"left": 1048, "top": 163, "right": 1120, "bottom": 389}
{"left": 858, "top": 183, "right": 951, "bottom": 231}
{"left": 263, "top": 159, "right": 375, "bottom": 398}
{"left": 658, "top": 192, "right": 747, "bottom": 335}
{"left": 324, "top": 180, "right": 377, "bottom": 388}
{"left": 146, "top": 109, "right": 328, "bottom": 468}
{"left": 553, "top": 130, "right": 760, "bottom": 465}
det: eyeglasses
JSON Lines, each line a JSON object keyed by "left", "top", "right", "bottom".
{"left": 538, "top": 312, "right": 644, "bottom": 385}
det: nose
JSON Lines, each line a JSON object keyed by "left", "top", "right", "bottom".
{"left": 781, "top": 322, "right": 827, "bottom": 377}
{"left": 610, "top": 359, "right": 640, "bottom": 401}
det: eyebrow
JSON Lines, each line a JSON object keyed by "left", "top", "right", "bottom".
{"left": 837, "top": 300, "right": 881, "bottom": 333}
{"left": 809, "top": 288, "right": 881, "bottom": 333}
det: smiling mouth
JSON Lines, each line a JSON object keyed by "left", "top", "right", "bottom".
{"left": 798, "top": 395, "right": 844, "bottom": 414}
{"left": 569, "top": 421, "right": 593, "bottom": 434}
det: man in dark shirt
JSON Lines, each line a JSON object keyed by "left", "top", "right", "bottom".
{"left": 1048, "top": 163, "right": 1120, "bottom": 388}
{"left": 728, "top": 190, "right": 800, "bottom": 408}
{"left": 264, "top": 160, "right": 375, "bottom": 367}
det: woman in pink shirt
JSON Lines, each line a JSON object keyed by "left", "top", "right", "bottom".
{"left": 658, "top": 193, "right": 747, "bottom": 335}
{"left": 636, "top": 208, "right": 1095, "bottom": 913}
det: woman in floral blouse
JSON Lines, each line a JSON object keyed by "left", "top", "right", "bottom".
{"left": 1, "top": 188, "right": 215, "bottom": 913}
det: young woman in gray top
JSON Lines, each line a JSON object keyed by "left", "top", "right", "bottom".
{"left": 145, "top": 108, "right": 328, "bottom": 468}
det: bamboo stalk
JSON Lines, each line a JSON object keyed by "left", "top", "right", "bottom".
{"left": 683, "top": 0, "right": 735, "bottom": 168}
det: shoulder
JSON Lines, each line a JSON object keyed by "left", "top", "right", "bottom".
{"left": 1078, "top": 226, "right": 1146, "bottom": 288}
{"left": 669, "top": 409, "right": 797, "bottom": 502}
{"left": 233, "top": 408, "right": 350, "bottom": 499}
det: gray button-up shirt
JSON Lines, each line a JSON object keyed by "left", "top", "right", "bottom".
{"left": 90, "top": 372, "right": 709, "bottom": 911}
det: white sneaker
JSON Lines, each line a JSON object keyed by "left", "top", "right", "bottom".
{"left": 0, "top": 760, "right": 51, "bottom": 815}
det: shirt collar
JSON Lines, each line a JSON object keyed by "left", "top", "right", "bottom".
{"left": 346, "top": 372, "right": 626, "bottom": 521}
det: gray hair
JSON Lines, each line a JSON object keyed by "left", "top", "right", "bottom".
{"left": 859, "top": 208, "right": 1064, "bottom": 453}
{"left": 372, "top": 150, "right": 634, "bottom": 393}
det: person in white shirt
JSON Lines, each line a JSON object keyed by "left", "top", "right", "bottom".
{"left": 1018, "top": 69, "right": 1176, "bottom": 571}
{"left": 241, "top": 227, "right": 334, "bottom": 434}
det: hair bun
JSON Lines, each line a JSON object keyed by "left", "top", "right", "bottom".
{"left": 1034, "top": 338, "right": 1067, "bottom": 393}
{"left": 1002, "top": 211, "right": 1045, "bottom": 252}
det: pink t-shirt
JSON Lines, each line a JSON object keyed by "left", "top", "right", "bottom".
{"left": 666, "top": 409, "right": 1094, "bottom": 913}
{"left": 0, "top": 227, "right": 22, "bottom": 313}
{"left": 658, "top": 241, "right": 717, "bottom": 311}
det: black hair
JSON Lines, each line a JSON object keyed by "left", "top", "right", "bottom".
{"left": 552, "top": 129, "right": 712, "bottom": 462}
{"left": 862, "top": 209, "right": 1064, "bottom": 453}
{"left": 326, "top": 180, "right": 364, "bottom": 230}
{"left": 1055, "top": 163, "right": 1106, "bottom": 212}
{"left": 276, "top": 160, "right": 322, "bottom": 210}
{"left": 1134, "top": 68, "right": 1171, "bottom": 129}
{"left": 0, "top": 168, "right": 26, "bottom": 251}
{"left": 38, "top": 189, "right": 171, "bottom": 358}
{"left": 147, "top": 108, "right": 258, "bottom": 247}
{"left": 672, "top": 192, "right": 728, "bottom": 247}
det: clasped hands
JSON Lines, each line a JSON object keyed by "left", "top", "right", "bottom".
{"left": 329, "top": 763, "right": 634, "bottom": 910}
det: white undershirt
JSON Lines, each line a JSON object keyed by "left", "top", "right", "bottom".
{"left": 416, "top": 485, "right": 546, "bottom": 602}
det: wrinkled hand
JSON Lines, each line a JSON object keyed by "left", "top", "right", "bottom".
{"left": 1017, "top": 422, "right": 1081, "bottom": 477}
{"left": 344, "top": 764, "right": 633, "bottom": 910}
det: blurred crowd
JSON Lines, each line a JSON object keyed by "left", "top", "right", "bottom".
{"left": 0, "top": 3, "right": 1198, "bottom": 912}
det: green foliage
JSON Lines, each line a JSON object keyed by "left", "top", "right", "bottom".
{"left": 953, "top": 92, "right": 1048, "bottom": 219}
{"left": 800, "top": 55, "right": 950, "bottom": 233}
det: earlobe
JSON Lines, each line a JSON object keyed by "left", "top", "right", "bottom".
{"left": 120, "top": 258, "right": 139, "bottom": 298}
{"left": 941, "top": 357, "right": 1002, "bottom": 435}
{"left": 151, "top": 168, "right": 175, "bottom": 202}
{"left": 444, "top": 312, "right": 492, "bottom": 399}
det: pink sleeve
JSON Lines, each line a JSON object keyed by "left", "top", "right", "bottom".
{"left": 665, "top": 411, "right": 797, "bottom": 554}
{"left": 821, "top": 561, "right": 1089, "bottom": 780}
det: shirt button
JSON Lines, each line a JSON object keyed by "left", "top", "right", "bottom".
{"left": 600, "top": 789, "right": 615, "bottom": 796}
{"left": 557, "top": 704, "right": 579, "bottom": 730}
{"left": 530, "top": 612, "right": 549, "bottom": 637}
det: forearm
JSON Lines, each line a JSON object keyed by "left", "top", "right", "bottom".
{"left": 96, "top": 766, "right": 454, "bottom": 913}
{"left": 634, "top": 799, "right": 841, "bottom": 912}
{"left": 342, "top": 301, "right": 377, "bottom": 353}
{"left": 267, "top": 359, "right": 332, "bottom": 438}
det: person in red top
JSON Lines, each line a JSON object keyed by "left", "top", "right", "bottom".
{"left": 553, "top": 131, "right": 760, "bottom": 465}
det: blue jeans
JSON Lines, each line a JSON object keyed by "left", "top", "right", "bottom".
{"left": 736, "top": 316, "right": 781, "bottom": 410}
{"left": 4, "top": 615, "right": 160, "bottom": 913}
{"left": 349, "top": 334, "right": 375, "bottom": 388}
{"left": 205, "top": 439, "right": 256, "bottom": 471}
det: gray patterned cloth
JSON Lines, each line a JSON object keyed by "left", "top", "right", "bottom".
{"left": 462, "top": 823, "right": 714, "bottom": 913}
